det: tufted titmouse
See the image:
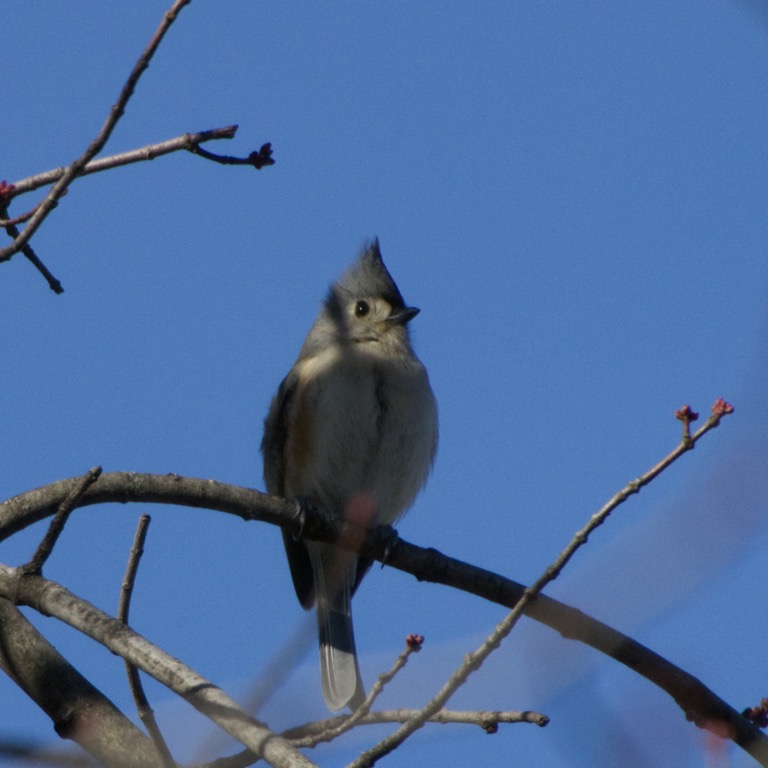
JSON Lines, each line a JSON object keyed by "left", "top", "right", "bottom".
{"left": 261, "top": 239, "right": 438, "bottom": 711}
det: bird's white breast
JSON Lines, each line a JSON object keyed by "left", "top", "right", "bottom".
{"left": 285, "top": 343, "right": 437, "bottom": 527}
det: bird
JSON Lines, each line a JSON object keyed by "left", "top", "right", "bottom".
{"left": 261, "top": 239, "right": 438, "bottom": 710}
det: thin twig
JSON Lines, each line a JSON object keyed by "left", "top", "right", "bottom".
{"left": 1, "top": 204, "right": 63, "bottom": 293}
{"left": 350, "top": 399, "right": 735, "bottom": 768}
{"left": 1, "top": 126, "right": 250, "bottom": 293}
{"left": 7, "top": 126, "right": 239, "bottom": 200}
{"left": 202, "top": 709, "right": 547, "bottom": 768}
{"left": 196, "top": 628, "right": 418, "bottom": 763}
{"left": 0, "top": 0, "right": 192, "bottom": 265}
{"left": 297, "top": 635, "right": 425, "bottom": 748}
{"left": 118, "top": 515, "right": 150, "bottom": 625}
{"left": 0, "top": 204, "right": 38, "bottom": 227}
{"left": 19, "top": 467, "right": 102, "bottom": 575}
{"left": 285, "top": 708, "right": 549, "bottom": 739}
{"left": 118, "top": 515, "right": 176, "bottom": 768}
{"left": 188, "top": 142, "right": 274, "bottom": 169}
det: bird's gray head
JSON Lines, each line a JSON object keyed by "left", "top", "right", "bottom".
{"left": 332, "top": 239, "right": 406, "bottom": 310}
{"left": 301, "top": 240, "right": 420, "bottom": 356}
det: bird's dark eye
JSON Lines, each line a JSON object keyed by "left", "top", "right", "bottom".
{"left": 355, "top": 300, "right": 370, "bottom": 317}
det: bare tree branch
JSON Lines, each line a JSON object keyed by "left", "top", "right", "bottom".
{"left": 118, "top": 514, "right": 176, "bottom": 768}
{"left": 188, "top": 141, "right": 275, "bottom": 169}
{"left": 199, "top": 709, "right": 548, "bottom": 768}
{"left": 0, "top": 124, "right": 266, "bottom": 294}
{"left": 0, "top": 203, "right": 38, "bottom": 227}
{"left": 350, "top": 400, "right": 750, "bottom": 767}
{"left": 246, "top": 711, "right": 545, "bottom": 768}
{"left": 294, "top": 637, "right": 428, "bottom": 749}
{"left": 286, "top": 708, "right": 549, "bottom": 739}
{"left": 0, "top": 567, "right": 316, "bottom": 768}
{"left": 0, "top": 197, "right": 63, "bottom": 293}
{"left": 0, "top": 0, "right": 201, "bottom": 266}
{"left": 0, "top": 598, "right": 161, "bottom": 768}
{"left": 0, "top": 0, "right": 194, "bottom": 265}
{"left": 20, "top": 467, "right": 102, "bottom": 575}
{"left": 5, "top": 127, "right": 241, "bottom": 202}
{"left": 0, "top": 401, "right": 759, "bottom": 764}
{"left": 0, "top": 473, "right": 292, "bottom": 543}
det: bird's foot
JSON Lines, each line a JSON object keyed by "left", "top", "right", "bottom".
{"left": 380, "top": 526, "right": 399, "bottom": 568}
{"left": 290, "top": 498, "right": 312, "bottom": 541}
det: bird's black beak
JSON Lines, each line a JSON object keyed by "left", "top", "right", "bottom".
{"left": 389, "top": 306, "right": 420, "bottom": 325}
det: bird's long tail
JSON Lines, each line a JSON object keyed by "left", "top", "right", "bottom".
{"left": 311, "top": 544, "right": 365, "bottom": 711}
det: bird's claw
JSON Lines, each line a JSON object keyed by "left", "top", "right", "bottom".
{"left": 380, "top": 527, "right": 399, "bottom": 568}
{"left": 291, "top": 499, "right": 308, "bottom": 542}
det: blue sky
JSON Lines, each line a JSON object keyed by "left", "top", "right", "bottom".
{"left": 2, "top": 2, "right": 768, "bottom": 766}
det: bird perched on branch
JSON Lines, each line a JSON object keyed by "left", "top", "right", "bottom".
{"left": 262, "top": 239, "right": 438, "bottom": 710}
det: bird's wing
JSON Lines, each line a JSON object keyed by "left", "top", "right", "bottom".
{"left": 261, "top": 369, "right": 316, "bottom": 609}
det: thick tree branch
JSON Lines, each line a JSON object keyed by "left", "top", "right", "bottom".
{"left": 0, "top": 598, "right": 161, "bottom": 768}
{"left": 0, "top": 567, "right": 315, "bottom": 768}
{"left": 0, "top": 473, "right": 291, "bottom": 543}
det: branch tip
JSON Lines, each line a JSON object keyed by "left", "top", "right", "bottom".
{"left": 189, "top": 140, "right": 275, "bottom": 169}
{"left": 250, "top": 142, "right": 275, "bottom": 169}
{"left": 0, "top": 180, "right": 15, "bottom": 205}
{"left": 406, "top": 633, "right": 424, "bottom": 651}
{"left": 743, "top": 699, "right": 768, "bottom": 729}
{"left": 675, "top": 404, "right": 699, "bottom": 423}
{"left": 712, "top": 397, "right": 734, "bottom": 417}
